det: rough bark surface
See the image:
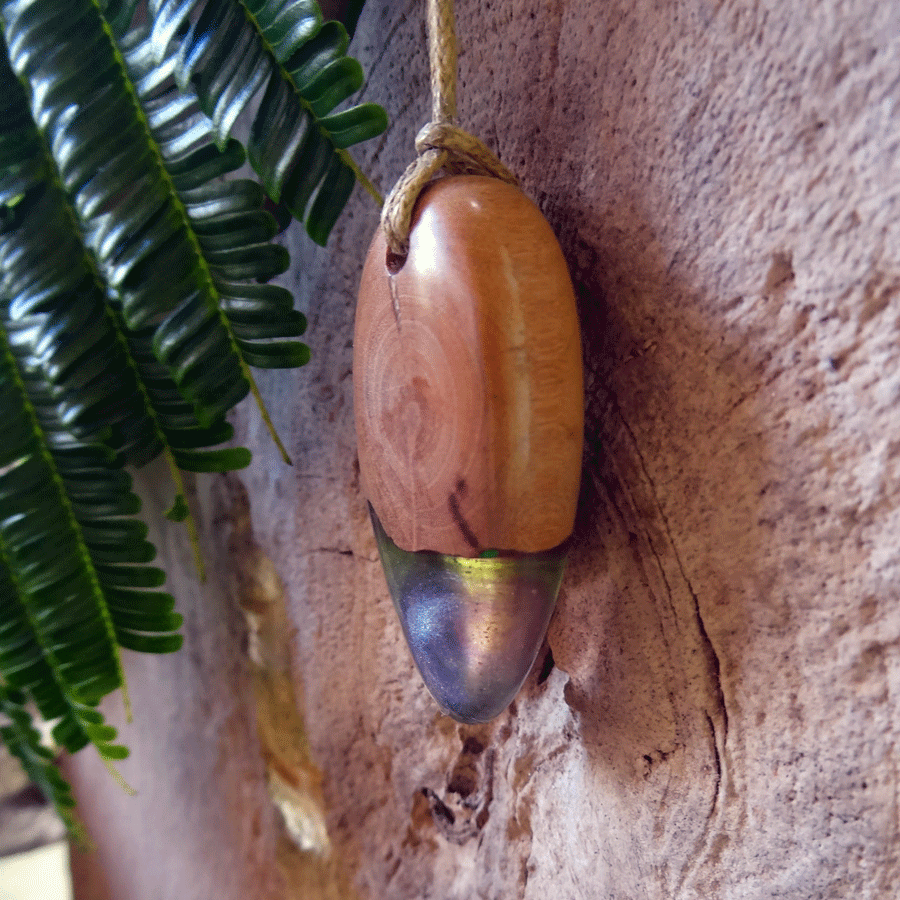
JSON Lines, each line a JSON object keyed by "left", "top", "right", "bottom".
{"left": 66, "top": 1, "right": 900, "bottom": 898}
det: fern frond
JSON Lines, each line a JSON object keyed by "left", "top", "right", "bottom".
{"left": 123, "top": 31, "right": 311, "bottom": 374}
{"left": 148, "top": 0, "right": 387, "bottom": 244}
{"left": 2, "top": 0, "right": 246, "bottom": 433}
{"left": 0, "top": 43, "right": 252, "bottom": 552}
{"left": 0, "top": 330, "right": 128, "bottom": 752}
{"left": 0, "top": 325, "right": 185, "bottom": 735}
{"left": 1, "top": 182, "right": 161, "bottom": 464}
{"left": 1, "top": 0, "right": 311, "bottom": 466}
{"left": 0, "top": 0, "right": 387, "bottom": 832}
{"left": 0, "top": 685, "right": 81, "bottom": 836}
{"left": 0, "top": 52, "right": 44, "bottom": 207}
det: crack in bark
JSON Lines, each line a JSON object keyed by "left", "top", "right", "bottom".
{"left": 616, "top": 409, "right": 730, "bottom": 742}
{"left": 357, "top": 0, "right": 420, "bottom": 97}
{"left": 705, "top": 712, "right": 722, "bottom": 818}
{"left": 693, "top": 588, "right": 730, "bottom": 737}
{"left": 611, "top": 409, "right": 733, "bottom": 895}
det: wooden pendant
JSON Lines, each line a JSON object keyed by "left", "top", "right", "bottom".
{"left": 355, "top": 176, "right": 583, "bottom": 557}
{"left": 354, "top": 175, "right": 583, "bottom": 722}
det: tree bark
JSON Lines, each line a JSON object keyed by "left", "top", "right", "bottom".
{"left": 67, "top": 1, "right": 900, "bottom": 897}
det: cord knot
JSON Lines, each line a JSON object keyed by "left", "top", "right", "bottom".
{"left": 381, "top": 122, "right": 517, "bottom": 259}
{"left": 414, "top": 122, "right": 518, "bottom": 183}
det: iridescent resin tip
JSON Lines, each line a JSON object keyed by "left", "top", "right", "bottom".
{"left": 371, "top": 509, "right": 566, "bottom": 723}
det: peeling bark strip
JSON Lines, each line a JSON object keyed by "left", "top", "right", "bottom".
{"left": 223, "top": 476, "right": 330, "bottom": 854}
{"left": 222, "top": 476, "right": 359, "bottom": 899}
{"left": 64, "top": 1, "right": 900, "bottom": 898}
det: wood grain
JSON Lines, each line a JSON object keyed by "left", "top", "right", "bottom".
{"left": 354, "top": 176, "right": 583, "bottom": 556}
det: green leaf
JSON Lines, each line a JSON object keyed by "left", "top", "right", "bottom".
{"left": 115, "top": 630, "right": 184, "bottom": 654}
{"left": 0, "top": 0, "right": 386, "bottom": 835}
{"left": 148, "top": 0, "right": 387, "bottom": 243}
{"left": 0, "top": 33, "right": 248, "bottom": 486}
{"left": 0, "top": 319, "right": 185, "bottom": 782}
{"left": 122, "top": 28, "right": 306, "bottom": 456}
{"left": 320, "top": 103, "right": 389, "bottom": 150}
{"left": 172, "top": 446, "right": 253, "bottom": 472}
{"left": 166, "top": 494, "right": 190, "bottom": 521}
{"left": 302, "top": 56, "right": 363, "bottom": 118}
{"left": 99, "top": 743, "right": 131, "bottom": 761}
{"left": 236, "top": 338, "right": 311, "bottom": 368}
{"left": 95, "top": 565, "right": 166, "bottom": 589}
{"left": 305, "top": 152, "right": 355, "bottom": 245}
{"left": 284, "top": 21, "right": 346, "bottom": 87}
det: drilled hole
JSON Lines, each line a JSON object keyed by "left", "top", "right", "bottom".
{"left": 385, "top": 249, "right": 407, "bottom": 274}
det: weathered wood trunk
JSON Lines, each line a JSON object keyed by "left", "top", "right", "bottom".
{"left": 66, "top": 1, "right": 900, "bottom": 897}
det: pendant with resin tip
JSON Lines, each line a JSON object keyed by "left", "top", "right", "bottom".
{"left": 354, "top": 175, "right": 583, "bottom": 723}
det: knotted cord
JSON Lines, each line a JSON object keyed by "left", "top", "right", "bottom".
{"left": 381, "top": 0, "right": 518, "bottom": 258}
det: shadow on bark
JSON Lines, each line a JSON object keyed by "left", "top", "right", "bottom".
{"left": 524, "top": 200, "right": 772, "bottom": 885}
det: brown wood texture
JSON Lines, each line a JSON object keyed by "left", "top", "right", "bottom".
{"left": 67, "top": 1, "right": 900, "bottom": 898}
{"left": 355, "top": 176, "right": 583, "bottom": 555}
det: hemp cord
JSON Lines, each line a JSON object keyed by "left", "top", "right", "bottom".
{"left": 381, "top": 0, "right": 518, "bottom": 258}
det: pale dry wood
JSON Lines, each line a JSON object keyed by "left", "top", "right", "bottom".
{"left": 356, "top": 175, "right": 583, "bottom": 556}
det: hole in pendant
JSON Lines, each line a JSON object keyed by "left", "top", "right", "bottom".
{"left": 385, "top": 248, "right": 407, "bottom": 274}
